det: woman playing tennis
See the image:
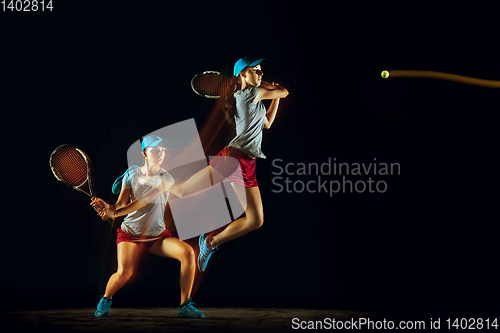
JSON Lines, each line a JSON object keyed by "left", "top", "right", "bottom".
{"left": 90, "top": 135, "right": 204, "bottom": 318}
{"left": 172, "top": 57, "right": 289, "bottom": 272}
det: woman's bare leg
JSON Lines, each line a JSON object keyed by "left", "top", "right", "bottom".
{"left": 210, "top": 185, "right": 263, "bottom": 248}
{"left": 149, "top": 237, "right": 196, "bottom": 305}
{"left": 173, "top": 166, "right": 227, "bottom": 197}
{"left": 103, "top": 241, "right": 143, "bottom": 298}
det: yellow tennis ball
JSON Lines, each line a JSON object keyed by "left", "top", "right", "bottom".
{"left": 381, "top": 70, "right": 390, "bottom": 79}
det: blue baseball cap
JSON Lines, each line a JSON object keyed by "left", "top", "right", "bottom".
{"left": 233, "top": 57, "right": 265, "bottom": 77}
{"left": 141, "top": 135, "right": 164, "bottom": 150}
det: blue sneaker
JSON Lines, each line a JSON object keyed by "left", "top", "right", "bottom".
{"left": 198, "top": 234, "right": 217, "bottom": 272}
{"left": 178, "top": 297, "right": 205, "bottom": 318}
{"left": 94, "top": 297, "right": 112, "bottom": 317}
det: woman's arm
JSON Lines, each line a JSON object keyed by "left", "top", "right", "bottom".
{"left": 259, "top": 81, "right": 280, "bottom": 90}
{"left": 114, "top": 183, "right": 131, "bottom": 209}
{"left": 90, "top": 185, "right": 131, "bottom": 220}
{"left": 113, "top": 191, "right": 159, "bottom": 218}
{"left": 91, "top": 179, "right": 172, "bottom": 220}
{"left": 257, "top": 81, "right": 286, "bottom": 129}
{"left": 254, "top": 81, "right": 289, "bottom": 102}
{"left": 263, "top": 98, "right": 280, "bottom": 129}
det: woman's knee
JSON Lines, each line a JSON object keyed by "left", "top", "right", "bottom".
{"left": 116, "top": 268, "right": 135, "bottom": 281}
{"left": 179, "top": 245, "right": 195, "bottom": 264}
{"left": 250, "top": 212, "right": 264, "bottom": 230}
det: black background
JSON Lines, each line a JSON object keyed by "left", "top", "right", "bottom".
{"left": 1, "top": 1, "right": 498, "bottom": 319}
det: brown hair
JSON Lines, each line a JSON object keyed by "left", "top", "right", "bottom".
{"left": 196, "top": 75, "right": 243, "bottom": 157}
{"left": 220, "top": 75, "right": 242, "bottom": 126}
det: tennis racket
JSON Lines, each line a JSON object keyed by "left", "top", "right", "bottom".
{"left": 191, "top": 71, "right": 234, "bottom": 99}
{"left": 49, "top": 144, "right": 97, "bottom": 199}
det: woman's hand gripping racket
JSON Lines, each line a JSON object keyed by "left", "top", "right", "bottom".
{"left": 191, "top": 71, "right": 234, "bottom": 98}
{"left": 49, "top": 144, "right": 109, "bottom": 221}
{"left": 91, "top": 198, "right": 116, "bottom": 221}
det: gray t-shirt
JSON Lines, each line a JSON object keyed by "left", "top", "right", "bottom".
{"left": 227, "top": 87, "right": 266, "bottom": 159}
{"left": 120, "top": 166, "right": 174, "bottom": 238}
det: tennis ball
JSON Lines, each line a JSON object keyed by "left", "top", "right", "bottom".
{"left": 381, "top": 70, "right": 390, "bottom": 79}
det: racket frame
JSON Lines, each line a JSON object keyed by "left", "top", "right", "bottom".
{"left": 190, "top": 71, "right": 232, "bottom": 99}
{"left": 49, "top": 144, "right": 96, "bottom": 198}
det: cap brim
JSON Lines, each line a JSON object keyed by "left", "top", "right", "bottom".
{"left": 248, "top": 58, "right": 265, "bottom": 67}
{"left": 142, "top": 138, "right": 164, "bottom": 150}
{"left": 148, "top": 139, "right": 163, "bottom": 147}
{"left": 234, "top": 57, "right": 268, "bottom": 76}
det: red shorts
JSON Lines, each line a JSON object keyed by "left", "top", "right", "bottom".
{"left": 116, "top": 227, "right": 172, "bottom": 245}
{"left": 209, "top": 147, "right": 258, "bottom": 187}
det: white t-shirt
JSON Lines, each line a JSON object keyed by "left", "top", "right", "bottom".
{"left": 227, "top": 87, "right": 267, "bottom": 159}
{"left": 120, "top": 166, "right": 174, "bottom": 238}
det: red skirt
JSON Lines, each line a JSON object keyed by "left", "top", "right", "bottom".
{"left": 116, "top": 227, "right": 172, "bottom": 245}
{"left": 209, "top": 147, "right": 258, "bottom": 187}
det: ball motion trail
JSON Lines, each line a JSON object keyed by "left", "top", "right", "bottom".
{"left": 380, "top": 70, "right": 500, "bottom": 88}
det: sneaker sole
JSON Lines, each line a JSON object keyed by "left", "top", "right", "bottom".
{"left": 178, "top": 313, "right": 205, "bottom": 319}
{"left": 94, "top": 311, "right": 110, "bottom": 317}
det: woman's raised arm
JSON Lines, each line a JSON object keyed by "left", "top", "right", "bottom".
{"left": 254, "top": 82, "right": 289, "bottom": 102}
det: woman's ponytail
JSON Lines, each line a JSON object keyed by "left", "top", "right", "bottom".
{"left": 196, "top": 75, "right": 241, "bottom": 156}
{"left": 221, "top": 76, "right": 241, "bottom": 126}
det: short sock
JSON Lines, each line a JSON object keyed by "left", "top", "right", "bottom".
{"left": 180, "top": 297, "right": 192, "bottom": 308}
{"left": 205, "top": 237, "right": 216, "bottom": 251}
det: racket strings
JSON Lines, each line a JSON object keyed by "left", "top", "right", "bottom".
{"left": 51, "top": 146, "right": 88, "bottom": 186}
{"left": 193, "top": 73, "right": 232, "bottom": 97}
